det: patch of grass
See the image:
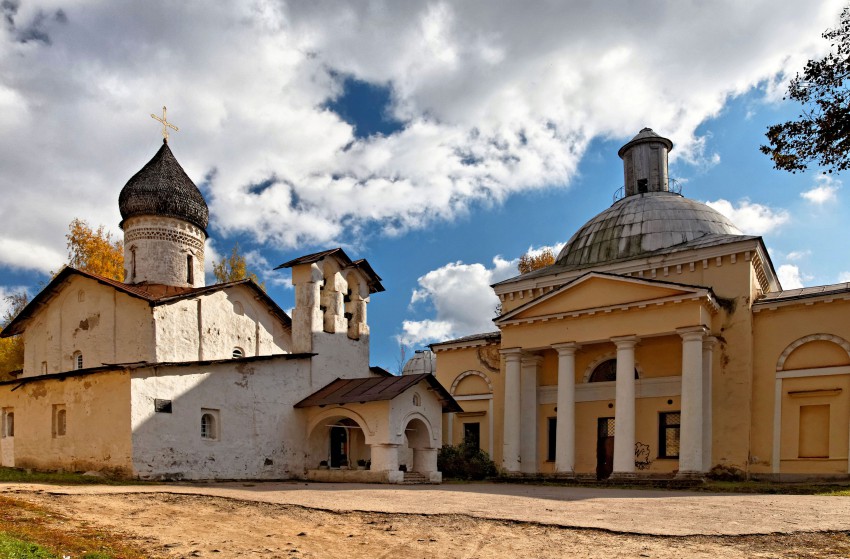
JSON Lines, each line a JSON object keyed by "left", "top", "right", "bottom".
{"left": 0, "top": 495, "right": 155, "bottom": 558}
{"left": 0, "top": 533, "right": 56, "bottom": 558}
{"left": 0, "top": 467, "right": 145, "bottom": 486}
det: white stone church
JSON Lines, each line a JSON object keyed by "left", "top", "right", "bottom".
{"left": 0, "top": 139, "right": 459, "bottom": 483}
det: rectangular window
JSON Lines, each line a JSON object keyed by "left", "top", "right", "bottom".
{"left": 547, "top": 417, "right": 557, "bottom": 462}
{"left": 2, "top": 408, "right": 13, "bottom": 438}
{"left": 658, "top": 412, "right": 680, "bottom": 458}
{"left": 799, "top": 404, "right": 830, "bottom": 458}
{"left": 462, "top": 422, "right": 480, "bottom": 449}
{"left": 187, "top": 255, "right": 194, "bottom": 284}
{"left": 52, "top": 404, "right": 66, "bottom": 438}
{"left": 154, "top": 399, "right": 173, "bottom": 413}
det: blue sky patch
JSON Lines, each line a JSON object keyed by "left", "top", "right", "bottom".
{"left": 325, "top": 76, "right": 404, "bottom": 139}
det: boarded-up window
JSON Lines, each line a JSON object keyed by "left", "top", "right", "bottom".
{"left": 799, "top": 404, "right": 830, "bottom": 458}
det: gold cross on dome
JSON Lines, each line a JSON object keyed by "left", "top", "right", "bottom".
{"left": 151, "top": 106, "right": 179, "bottom": 142}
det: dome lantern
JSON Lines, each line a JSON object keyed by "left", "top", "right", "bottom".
{"left": 618, "top": 128, "right": 674, "bottom": 197}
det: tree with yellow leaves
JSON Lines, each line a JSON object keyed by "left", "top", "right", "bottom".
{"left": 213, "top": 243, "right": 264, "bottom": 289}
{"left": 66, "top": 218, "right": 124, "bottom": 280}
{"left": 0, "top": 292, "right": 28, "bottom": 380}
{"left": 517, "top": 248, "right": 555, "bottom": 274}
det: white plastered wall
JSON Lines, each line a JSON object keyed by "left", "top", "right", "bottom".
{"left": 153, "top": 285, "right": 290, "bottom": 363}
{"left": 22, "top": 276, "right": 155, "bottom": 377}
{"left": 130, "top": 357, "right": 311, "bottom": 480}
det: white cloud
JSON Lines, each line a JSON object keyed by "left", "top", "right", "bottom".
{"left": 838, "top": 272, "right": 850, "bottom": 283}
{"left": 785, "top": 250, "right": 811, "bottom": 261}
{"left": 0, "top": 1, "right": 843, "bottom": 265}
{"left": 777, "top": 264, "right": 805, "bottom": 289}
{"left": 399, "top": 255, "right": 516, "bottom": 346}
{"left": 801, "top": 175, "right": 840, "bottom": 204}
{"left": 400, "top": 241, "right": 566, "bottom": 345}
{"left": 705, "top": 199, "right": 790, "bottom": 235}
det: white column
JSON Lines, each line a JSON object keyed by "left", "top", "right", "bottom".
{"left": 612, "top": 336, "right": 638, "bottom": 476}
{"left": 520, "top": 354, "right": 542, "bottom": 473}
{"left": 501, "top": 348, "right": 523, "bottom": 472}
{"left": 702, "top": 336, "right": 716, "bottom": 472}
{"left": 552, "top": 342, "right": 579, "bottom": 474}
{"left": 678, "top": 326, "right": 707, "bottom": 476}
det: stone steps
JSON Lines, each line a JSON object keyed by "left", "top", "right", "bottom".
{"left": 401, "top": 471, "right": 430, "bottom": 484}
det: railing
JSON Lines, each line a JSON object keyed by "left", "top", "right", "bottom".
{"left": 612, "top": 178, "right": 683, "bottom": 203}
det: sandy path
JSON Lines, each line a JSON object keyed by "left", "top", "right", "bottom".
{"left": 4, "top": 481, "right": 850, "bottom": 536}
{"left": 8, "top": 490, "right": 850, "bottom": 559}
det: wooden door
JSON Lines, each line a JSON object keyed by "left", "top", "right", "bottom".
{"left": 596, "top": 417, "right": 615, "bottom": 480}
{"left": 330, "top": 426, "right": 347, "bottom": 467}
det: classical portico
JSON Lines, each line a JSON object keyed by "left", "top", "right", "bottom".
{"left": 494, "top": 268, "right": 720, "bottom": 477}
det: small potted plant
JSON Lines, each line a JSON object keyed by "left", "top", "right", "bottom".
{"left": 318, "top": 460, "right": 329, "bottom": 470}
{"left": 365, "top": 460, "right": 371, "bottom": 471}
{"left": 356, "top": 459, "right": 367, "bottom": 470}
{"left": 398, "top": 464, "right": 407, "bottom": 472}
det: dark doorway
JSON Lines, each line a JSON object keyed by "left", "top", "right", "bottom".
{"left": 463, "top": 422, "right": 480, "bottom": 449}
{"left": 596, "top": 417, "right": 615, "bottom": 480}
{"left": 330, "top": 425, "right": 348, "bottom": 467}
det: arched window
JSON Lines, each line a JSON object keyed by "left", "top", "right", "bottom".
{"left": 73, "top": 352, "right": 83, "bottom": 370}
{"left": 413, "top": 392, "right": 422, "bottom": 407}
{"left": 4, "top": 411, "right": 13, "bottom": 438}
{"left": 56, "top": 409, "right": 66, "bottom": 436}
{"left": 588, "top": 359, "right": 638, "bottom": 383}
{"left": 232, "top": 347, "right": 244, "bottom": 359}
{"left": 201, "top": 412, "right": 217, "bottom": 440}
{"left": 77, "top": 290, "right": 85, "bottom": 302}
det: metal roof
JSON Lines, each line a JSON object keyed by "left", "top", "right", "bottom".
{"left": 119, "top": 141, "right": 209, "bottom": 232}
{"left": 554, "top": 191, "right": 743, "bottom": 270}
{"left": 430, "top": 331, "right": 501, "bottom": 349}
{"left": 274, "top": 248, "right": 385, "bottom": 293}
{"left": 294, "top": 373, "right": 463, "bottom": 412}
{"left": 755, "top": 282, "right": 850, "bottom": 305}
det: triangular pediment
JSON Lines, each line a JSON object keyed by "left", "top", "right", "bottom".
{"left": 499, "top": 272, "right": 709, "bottom": 322}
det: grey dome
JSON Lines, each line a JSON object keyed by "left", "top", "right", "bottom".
{"left": 555, "top": 191, "right": 742, "bottom": 268}
{"left": 119, "top": 141, "right": 209, "bottom": 232}
{"left": 402, "top": 350, "right": 436, "bottom": 376}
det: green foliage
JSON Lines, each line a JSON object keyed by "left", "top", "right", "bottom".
{"left": 0, "top": 534, "right": 55, "bottom": 558}
{"left": 212, "top": 242, "right": 265, "bottom": 289}
{"left": 761, "top": 7, "right": 850, "bottom": 174}
{"left": 438, "top": 441, "right": 498, "bottom": 480}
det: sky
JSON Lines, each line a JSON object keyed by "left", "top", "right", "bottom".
{"left": 1, "top": 0, "right": 848, "bottom": 372}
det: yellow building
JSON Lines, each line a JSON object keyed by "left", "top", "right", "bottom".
{"left": 432, "top": 128, "right": 850, "bottom": 481}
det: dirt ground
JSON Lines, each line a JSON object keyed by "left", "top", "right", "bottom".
{"left": 4, "top": 484, "right": 850, "bottom": 558}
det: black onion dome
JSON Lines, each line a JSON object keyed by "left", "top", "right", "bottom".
{"left": 119, "top": 141, "right": 209, "bottom": 232}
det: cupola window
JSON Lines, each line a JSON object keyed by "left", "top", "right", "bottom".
{"left": 187, "top": 254, "right": 194, "bottom": 284}
{"left": 232, "top": 347, "right": 244, "bottom": 359}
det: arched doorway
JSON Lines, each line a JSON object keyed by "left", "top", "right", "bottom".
{"left": 402, "top": 416, "right": 437, "bottom": 476}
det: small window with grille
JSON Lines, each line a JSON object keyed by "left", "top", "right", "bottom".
{"left": 659, "top": 411, "right": 680, "bottom": 458}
